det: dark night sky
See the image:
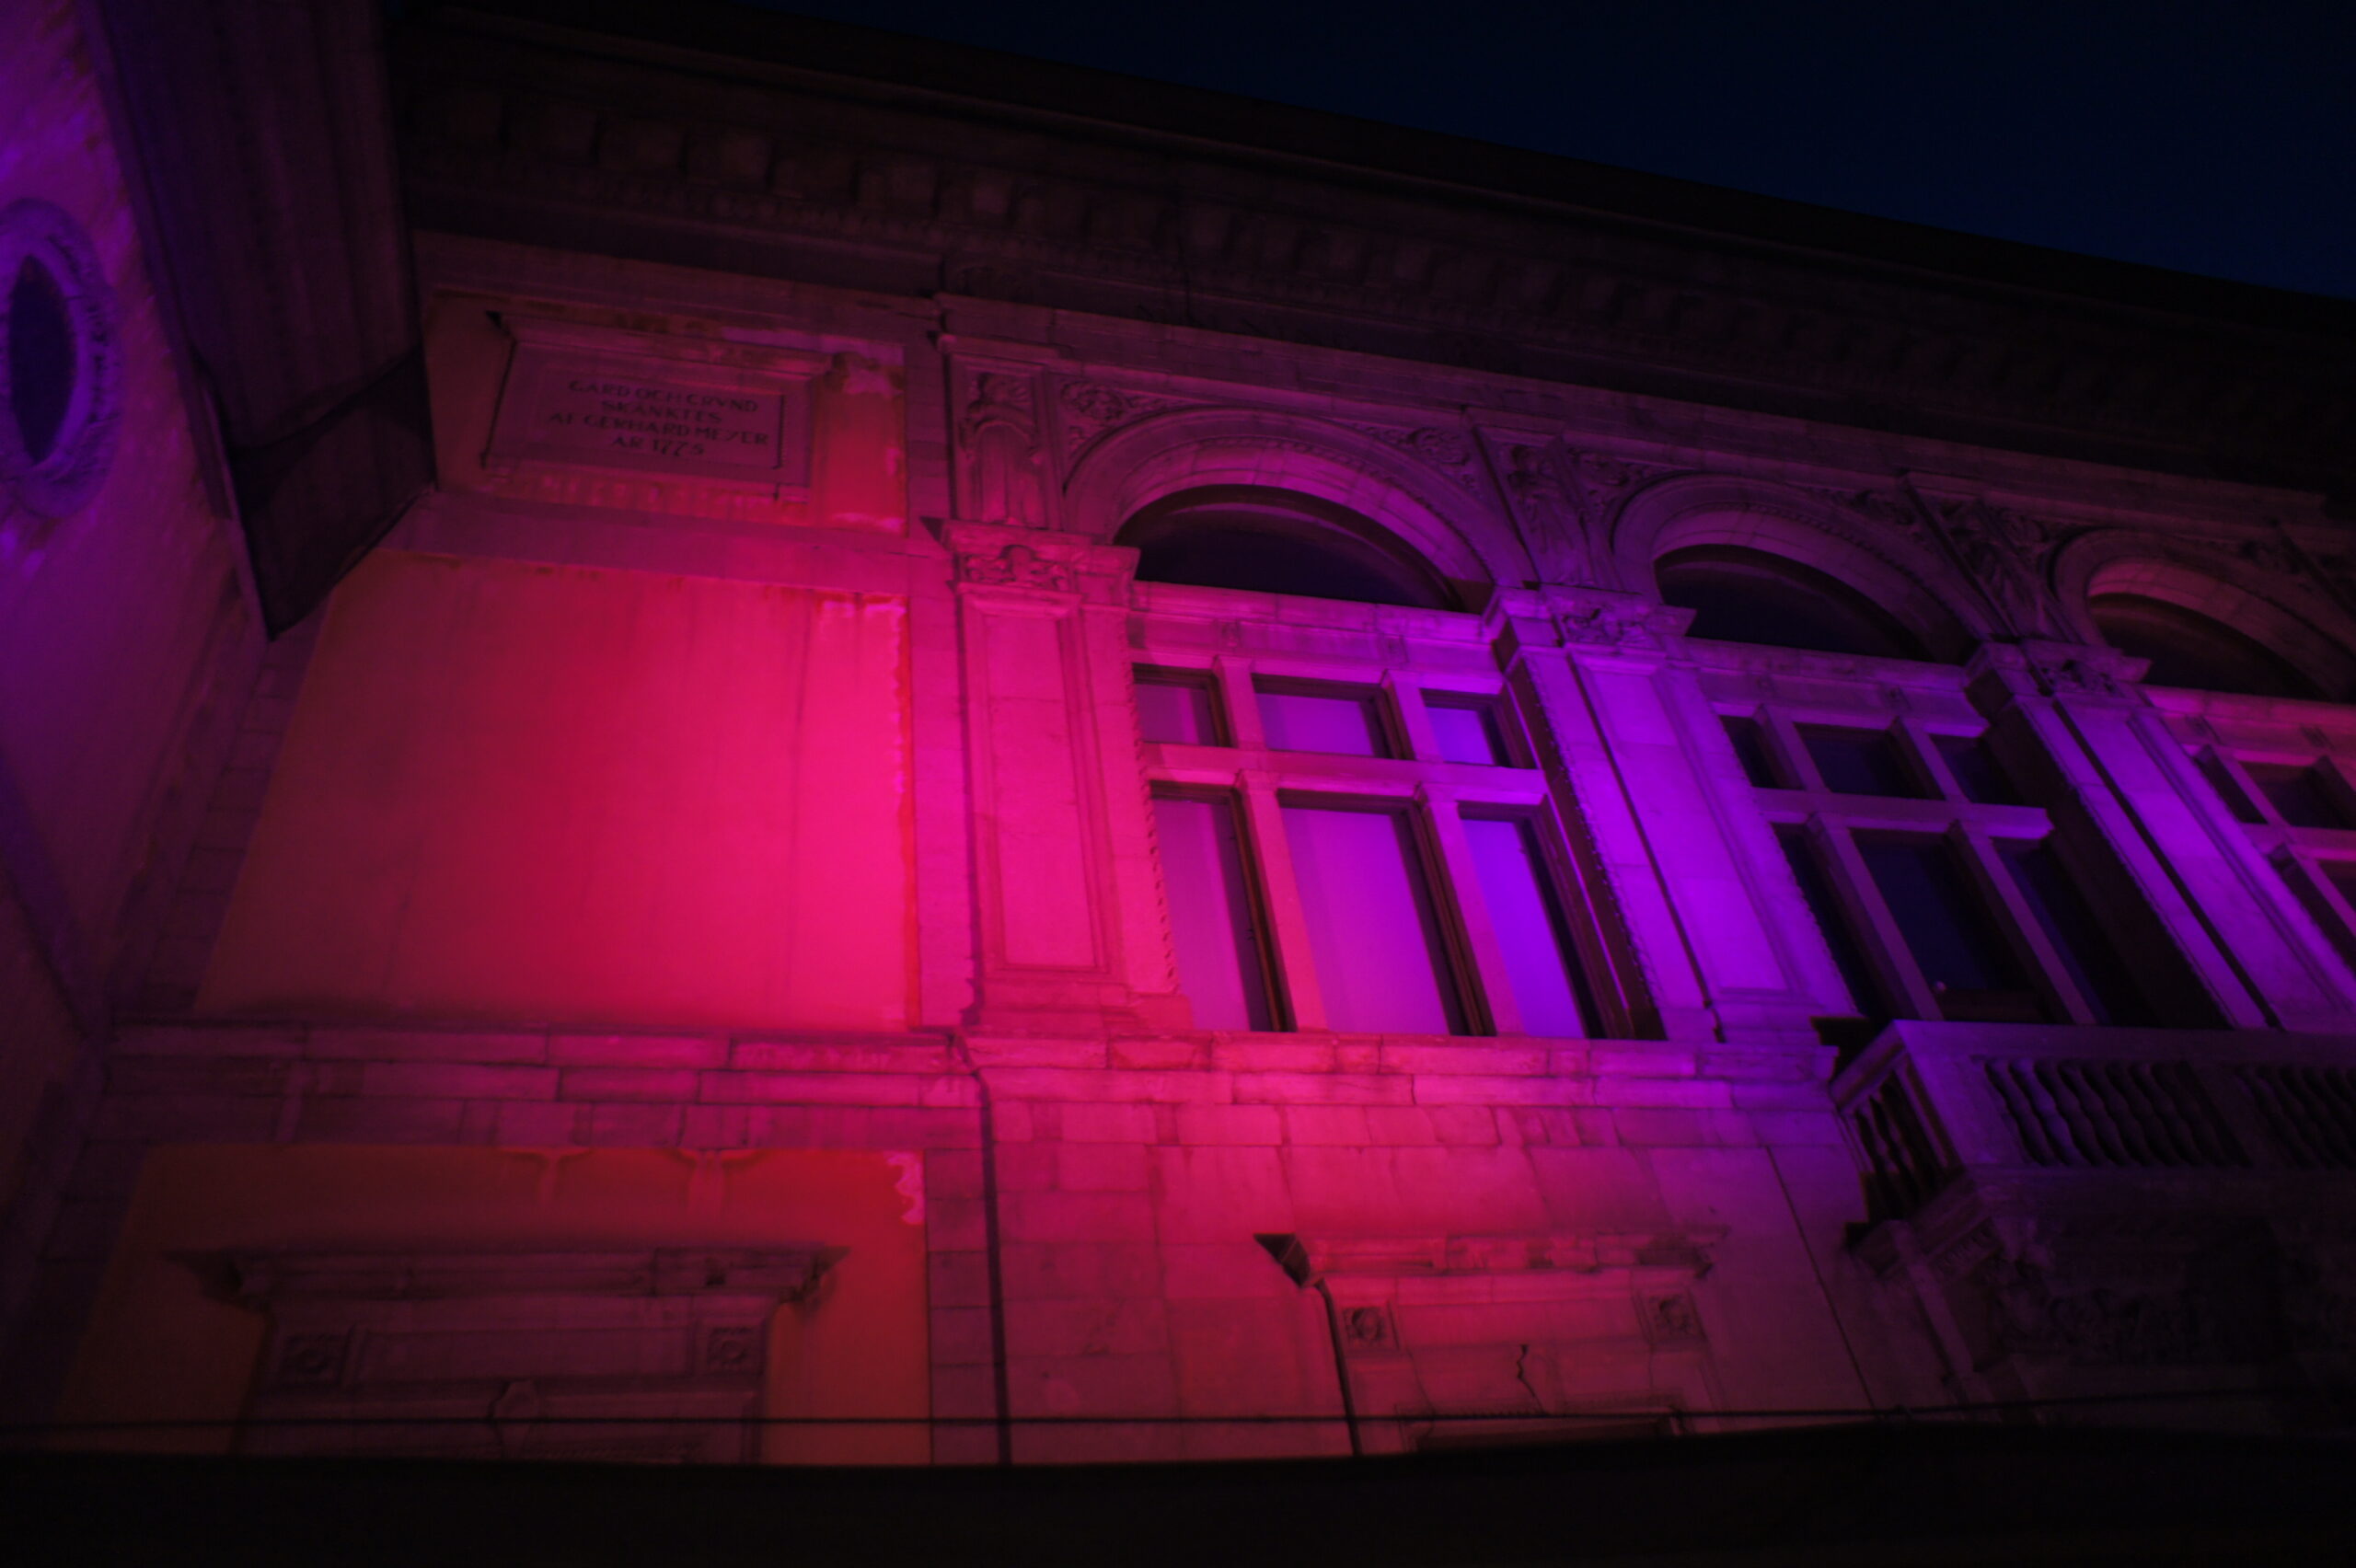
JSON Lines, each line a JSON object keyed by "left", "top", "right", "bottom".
{"left": 749, "top": 0, "right": 2356, "bottom": 301}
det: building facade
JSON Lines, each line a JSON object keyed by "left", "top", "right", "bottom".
{"left": 6, "top": 1, "right": 2356, "bottom": 1463}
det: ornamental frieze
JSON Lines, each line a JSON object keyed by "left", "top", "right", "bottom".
{"left": 393, "top": 72, "right": 2356, "bottom": 494}
{"left": 1054, "top": 380, "right": 1195, "bottom": 457}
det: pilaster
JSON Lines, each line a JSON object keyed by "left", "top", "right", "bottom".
{"left": 1488, "top": 588, "right": 1835, "bottom": 1046}
{"left": 1967, "top": 641, "right": 2356, "bottom": 1032}
{"left": 948, "top": 523, "right": 1185, "bottom": 1032}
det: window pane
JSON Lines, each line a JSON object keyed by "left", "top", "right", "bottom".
{"left": 1777, "top": 827, "right": 1888, "bottom": 1020}
{"left": 1856, "top": 835, "right": 2044, "bottom": 1022}
{"left": 1153, "top": 796, "right": 1275, "bottom": 1030}
{"left": 1935, "top": 736, "right": 2021, "bottom": 805}
{"left": 1281, "top": 804, "right": 1462, "bottom": 1033}
{"left": 1800, "top": 726, "right": 1922, "bottom": 797}
{"left": 2000, "top": 841, "right": 2154, "bottom": 1026}
{"left": 1135, "top": 673, "right": 1220, "bottom": 745}
{"left": 1258, "top": 686, "right": 1388, "bottom": 756}
{"left": 1426, "top": 698, "right": 1508, "bottom": 766}
{"left": 1723, "top": 716, "right": 1779, "bottom": 787}
{"left": 2248, "top": 763, "right": 2350, "bottom": 829}
{"left": 1462, "top": 816, "right": 1595, "bottom": 1037}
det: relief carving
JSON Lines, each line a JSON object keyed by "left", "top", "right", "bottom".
{"left": 1056, "top": 380, "right": 1189, "bottom": 456}
{"left": 1344, "top": 1305, "right": 1395, "bottom": 1348}
{"left": 1485, "top": 437, "right": 1680, "bottom": 588}
{"left": 1343, "top": 422, "right": 1481, "bottom": 491}
{"left": 1947, "top": 1219, "right": 2356, "bottom": 1369}
{"left": 2014, "top": 639, "right": 2147, "bottom": 700}
{"left": 1927, "top": 497, "right": 2066, "bottom": 640}
{"left": 957, "top": 370, "right": 1050, "bottom": 527}
{"left": 1487, "top": 438, "right": 1589, "bottom": 585}
{"left": 1545, "top": 588, "right": 1692, "bottom": 653}
{"left": 1642, "top": 1292, "right": 1705, "bottom": 1345}
{"left": 959, "top": 541, "right": 1076, "bottom": 594}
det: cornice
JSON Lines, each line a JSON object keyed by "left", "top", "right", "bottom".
{"left": 391, "top": 17, "right": 2356, "bottom": 507}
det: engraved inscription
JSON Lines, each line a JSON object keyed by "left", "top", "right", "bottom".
{"left": 488, "top": 322, "right": 819, "bottom": 490}
{"left": 543, "top": 375, "right": 782, "bottom": 467}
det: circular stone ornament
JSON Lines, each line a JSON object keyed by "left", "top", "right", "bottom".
{"left": 0, "top": 200, "right": 122, "bottom": 520}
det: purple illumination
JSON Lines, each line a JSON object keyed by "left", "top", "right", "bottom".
{"left": 1426, "top": 700, "right": 1507, "bottom": 766}
{"left": 1152, "top": 793, "right": 1275, "bottom": 1030}
{"left": 1134, "top": 674, "right": 1221, "bottom": 745}
{"left": 1257, "top": 686, "right": 1387, "bottom": 756}
{"left": 1461, "top": 815, "right": 1591, "bottom": 1037}
{"left": 1281, "top": 803, "right": 1460, "bottom": 1032}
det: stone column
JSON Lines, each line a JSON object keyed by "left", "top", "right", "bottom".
{"left": 1967, "top": 640, "right": 2356, "bottom": 1032}
{"left": 1489, "top": 588, "right": 1843, "bottom": 1046}
{"left": 948, "top": 523, "right": 1184, "bottom": 1033}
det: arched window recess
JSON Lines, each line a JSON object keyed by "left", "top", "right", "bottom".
{"left": 1655, "top": 544, "right": 1950, "bottom": 663}
{"left": 2089, "top": 594, "right": 2327, "bottom": 701}
{"left": 1118, "top": 486, "right": 1462, "bottom": 612}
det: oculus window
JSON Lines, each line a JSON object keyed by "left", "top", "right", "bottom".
{"left": 0, "top": 199, "right": 121, "bottom": 520}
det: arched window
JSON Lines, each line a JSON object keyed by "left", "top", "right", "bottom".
{"left": 1656, "top": 545, "right": 1933, "bottom": 662}
{"left": 2090, "top": 594, "right": 2324, "bottom": 699}
{"left": 1119, "top": 486, "right": 1457, "bottom": 610}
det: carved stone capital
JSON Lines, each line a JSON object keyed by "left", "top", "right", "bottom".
{"left": 1529, "top": 586, "right": 1695, "bottom": 653}
{"left": 944, "top": 522, "right": 1138, "bottom": 603}
{"left": 1969, "top": 639, "right": 2149, "bottom": 705}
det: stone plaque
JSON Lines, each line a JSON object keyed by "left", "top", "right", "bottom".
{"left": 489, "top": 317, "right": 819, "bottom": 492}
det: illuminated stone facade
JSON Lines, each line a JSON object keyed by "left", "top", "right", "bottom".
{"left": 6, "top": 2, "right": 2356, "bottom": 1460}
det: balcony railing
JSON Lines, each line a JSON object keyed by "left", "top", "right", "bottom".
{"left": 1831, "top": 1021, "right": 2356, "bottom": 1223}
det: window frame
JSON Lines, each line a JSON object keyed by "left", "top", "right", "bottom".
{"left": 2185, "top": 729, "right": 2356, "bottom": 967}
{"left": 1721, "top": 696, "right": 2129, "bottom": 1028}
{"left": 1131, "top": 583, "right": 1614, "bottom": 1039}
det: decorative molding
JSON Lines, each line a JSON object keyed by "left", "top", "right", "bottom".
{"left": 1340, "top": 422, "right": 1482, "bottom": 492}
{"left": 0, "top": 199, "right": 122, "bottom": 525}
{"left": 1265, "top": 1228, "right": 1724, "bottom": 1284}
{"left": 395, "top": 50, "right": 2356, "bottom": 502}
{"left": 484, "top": 314, "right": 822, "bottom": 495}
{"left": 2009, "top": 639, "right": 2152, "bottom": 700}
{"left": 1054, "top": 380, "right": 1193, "bottom": 459}
{"left": 194, "top": 1242, "right": 837, "bottom": 1461}
{"left": 1538, "top": 585, "right": 1695, "bottom": 653}
{"left": 957, "top": 540, "right": 1076, "bottom": 594}
{"left": 206, "top": 1245, "right": 836, "bottom": 1303}
{"left": 953, "top": 363, "right": 1052, "bottom": 527}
